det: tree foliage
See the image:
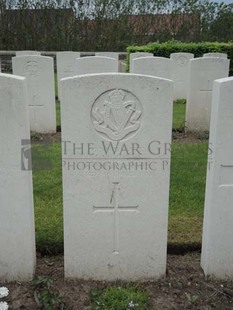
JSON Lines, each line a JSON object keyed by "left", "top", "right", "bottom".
{"left": 0, "top": 0, "right": 232, "bottom": 51}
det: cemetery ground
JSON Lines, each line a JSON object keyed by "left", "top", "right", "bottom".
{"left": 5, "top": 99, "right": 233, "bottom": 309}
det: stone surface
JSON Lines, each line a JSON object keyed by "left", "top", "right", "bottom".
{"left": 12, "top": 55, "right": 56, "bottom": 133}
{"left": 119, "top": 61, "right": 126, "bottom": 73}
{"left": 57, "top": 51, "right": 81, "bottom": 99}
{"left": 201, "top": 77, "right": 233, "bottom": 279}
{"left": 132, "top": 56, "right": 175, "bottom": 81}
{"left": 203, "top": 53, "right": 228, "bottom": 59}
{"left": 75, "top": 56, "right": 118, "bottom": 75}
{"left": 16, "top": 51, "right": 41, "bottom": 56}
{"left": 170, "top": 52, "right": 194, "bottom": 99}
{"left": 186, "top": 57, "right": 230, "bottom": 132}
{"left": 61, "top": 73, "right": 173, "bottom": 281}
{"left": 129, "top": 52, "right": 153, "bottom": 72}
{"left": 0, "top": 73, "right": 36, "bottom": 281}
{"left": 96, "top": 52, "right": 119, "bottom": 64}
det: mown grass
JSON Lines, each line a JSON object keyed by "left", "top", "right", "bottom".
{"left": 32, "top": 143, "right": 63, "bottom": 254}
{"left": 32, "top": 140, "right": 208, "bottom": 254}
{"left": 173, "top": 99, "right": 186, "bottom": 131}
{"left": 91, "top": 285, "right": 148, "bottom": 310}
{"left": 168, "top": 142, "right": 208, "bottom": 247}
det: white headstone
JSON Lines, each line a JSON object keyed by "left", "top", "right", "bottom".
{"left": 12, "top": 55, "right": 56, "bottom": 133}
{"left": 61, "top": 73, "right": 173, "bottom": 281}
{"left": 186, "top": 57, "right": 230, "bottom": 132}
{"left": 75, "top": 56, "right": 118, "bottom": 75}
{"left": 201, "top": 77, "right": 233, "bottom": 279}
{"left": 129, "top": 52, "right": 153, "bottom": 72}
{"left": 132, "top": 57, "right": 175, "bottom": 81}
{"left": 96, "top": 52, "right": 119, "bottom": 64}
{"left": 119, "top": 61, "right": 127, "bottom": 73}
{"left": 0, "top": 73, "right": 35, "bottom": 281}
{"left": 170, "top": 53, "right": 194, "bottom": 99}
{"left": 16, "top": 51, "right": 41, "bottom": 56}
{"left": 57, "top": 51, "right": 81, "bottom": 99}
{"left": 203, "top": 53, "right": 228, "bottom": 59}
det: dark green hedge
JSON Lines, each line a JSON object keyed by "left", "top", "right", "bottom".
{"left": 126, "top": 42, "right": 233, "bottom": 74}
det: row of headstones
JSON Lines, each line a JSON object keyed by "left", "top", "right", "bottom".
{"left": 14, "top": 50, "right": 229, "bottom": 104}
{"left": 1, "top": 71, "right": 233, "bottom": 282}
{"left": 130, "top": 51, "right": 228, "bottom": 96}
{"left": 12, "top": 50, "right": 230, "bottom": 135}
{"left": 10, "top": 51, "right": 123, "bottom": 134}
{"left": 130, "top": 52, "right": 230, "bottom": 132}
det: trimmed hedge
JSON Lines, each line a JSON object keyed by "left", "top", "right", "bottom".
{"left": 126, "top": 42, "right": 233, "bottom": 74}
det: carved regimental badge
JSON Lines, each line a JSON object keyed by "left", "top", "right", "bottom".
{"left": 91, "top": 89, "right": 143, "bottom": 141}
{"left": 176, "top": 56, "right": 187, "bottom": 66}
{"left": 24, "top": 61, "right": 39, "bottom": 76}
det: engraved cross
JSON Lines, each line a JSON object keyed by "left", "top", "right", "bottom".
{"left": 93, "top": 182, "right": 139, "bottom": 254}
{"left": 29, "top": 94, "right": 43, "bottom": 107}
{"left": 29, "top": 86, "right": 43, "bottom": 107}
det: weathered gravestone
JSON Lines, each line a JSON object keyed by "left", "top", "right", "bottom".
{"left": 96, "top": 52, "right": 119, "bottom": 64}
{"left": 119, "top": 61, "right": 127, "bottom": 73}
{"left": 201, "top": 77, "right": 233, "bottom": 279}
{"left": 12, "top": 55, "right": 56, "bottom": 133}
{"left": 16, "top": 50, "right": 41, "bottom": 56}
{"left": 75, "top": 56, "right": 118, "bottom": 75}
{"left": 186, "top": 57, "right": 230, "bottom": 132}
{"left": 61, "top": 73, "right": 173, "bottom": 280}
{"left": 0, "top": 73, "right": 36, "bottom": 281}
{"left": 57, "top": 51, "right": 81, "bottom": 99}
{"left": 203, "top": 53, "right": 228, "bottom": 59}
{"left": 132, "top": 57, "right": 175, "bottom": 82}
{"left": 129, "top": 52, "right": 153, "bottom": 73}
{"left": 170, "top": 53, "right": 194, "bottom": 100}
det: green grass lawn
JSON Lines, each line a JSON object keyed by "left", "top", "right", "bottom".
{"left": 32, "top": 143, "right": 63, "bottom": 254}
{"left": 173, "top": 99, "right": 186, "bottom": 131}
{"left": 169, "top": 142, "right": 208, "bottom": 248}
{"left": 32, "top": 139, "right": 208, "bottom": 254}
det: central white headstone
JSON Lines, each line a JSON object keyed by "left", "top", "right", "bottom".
{"left": 0, "top": 74, "right": 35, "bottom": 281}
{"left": 61, "top": 73, "right": 173, "bottom": 281}
{"left": 56, "top": 51, "right": 81, "bottom": 99}
{"left": 132, "top": 57, "right": 175, "bottom": 82}
{"left": 201, "top": 77, "right": 233, "bottom": 279}
{"left": 129, "top": 52, "right": 153, "bottom": 72}
{"left": 12, "top": 55, "right": 56, "bottom": 133}
{"left": 96, "top": 52, "right": 119, "bottom": 63}
{"left": 186, "top": 57, "right": 230, "bottom": 131}
{"left": 170, "top": 52, "right": 194, "bottom": 99}
{"left": 75, "top": 56, "right": 118, "bottom": 75}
